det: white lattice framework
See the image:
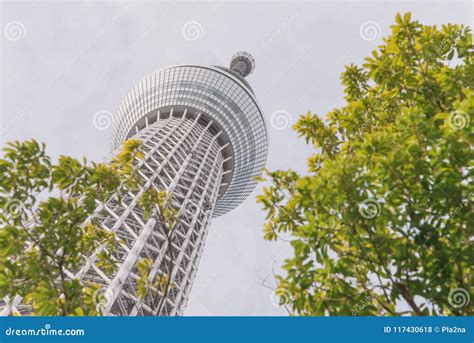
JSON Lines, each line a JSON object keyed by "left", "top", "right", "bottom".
{"left": 80, "top": 109, "right": 228, "bottom": 315}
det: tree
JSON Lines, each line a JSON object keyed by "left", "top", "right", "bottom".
{"left": 0, "top": 138, "right": 152, "bottom": 315}
{"left": 137, "top": 188, "right": 178, "bottom": 315}
{"left": 257, "top": 13, "right": 473, "bottom": 316}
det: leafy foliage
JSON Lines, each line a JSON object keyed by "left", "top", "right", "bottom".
{"left": 137, "top": 189, "right": 178, "bottom": 315}
{"left": 258, "top": 13, "right": 473, "bottom": 316}
{"left": 0, "top": 138, "right": 146, "bottom": 315}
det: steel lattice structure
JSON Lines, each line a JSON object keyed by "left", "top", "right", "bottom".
{"left": 80, "top": 113, "right": 227, "bottom": 316}
{"left": 1, "top": 52, "right": 268, "bottom": 316}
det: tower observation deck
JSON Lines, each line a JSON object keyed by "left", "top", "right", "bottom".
{"left": 79, "top": 52, "right": 267, "bottom": 315}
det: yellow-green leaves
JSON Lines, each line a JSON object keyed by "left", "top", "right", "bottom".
{"left": 0, "top": 137, "right": 147, "bottom": 315}
{"left": 257, "top": 13, "right": 473, "bottom": 316}
{"left": 136, "top": 258, "right": 177, "bottom": 309}
{"left": 111, "top": 138, "right": 144, "bottom": 191}
{"left": 52, "top": 156, "right": 84, "bottom": 191}
{"left": 136, "top": 258, "right": 154, "bottom": 299}
{"left": 139, "top": 188, "right": 178, "bottom": 229}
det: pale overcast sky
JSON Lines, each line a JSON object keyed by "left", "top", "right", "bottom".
{"left": 1, "top": 0, "right": 471, "bottom": 315}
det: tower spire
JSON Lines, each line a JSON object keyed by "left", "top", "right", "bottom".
{"left": 230, "top": 51, "right": 255, "bottom": 78}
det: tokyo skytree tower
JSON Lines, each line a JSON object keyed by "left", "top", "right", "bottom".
{"left": 78, "top": 52, "right": 267, "bottom": 316}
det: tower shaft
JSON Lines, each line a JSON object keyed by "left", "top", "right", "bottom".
{"left": 81, "top": 110, "right": 226, "bottom": 315}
